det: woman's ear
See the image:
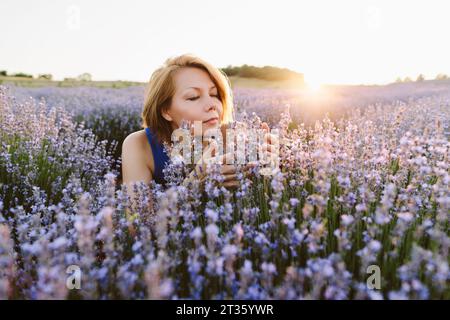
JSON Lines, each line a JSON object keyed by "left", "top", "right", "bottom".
{"left": 162, "top": 110, "right": 173, "bottom": 122}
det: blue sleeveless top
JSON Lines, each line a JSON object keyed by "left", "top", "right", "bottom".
{"left": 145, "top": 127, "right": 170, "bottom": 185}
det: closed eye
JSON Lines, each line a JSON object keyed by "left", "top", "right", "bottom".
{"left": 187, "top": 94, "right": 219, "bottom": 101}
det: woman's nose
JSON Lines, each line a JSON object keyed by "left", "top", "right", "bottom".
{"left": 205, "top": 99, "right": 217, "bottom": 112}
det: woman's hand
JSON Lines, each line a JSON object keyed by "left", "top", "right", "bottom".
{"left": 191, "top": 141, "right": 255, "bottom": 189}
{"left": 258, "top": 122, "right": 280, "bottom": 175}
{"left": 181, "top": 121, "right": 278, "bottom": 189}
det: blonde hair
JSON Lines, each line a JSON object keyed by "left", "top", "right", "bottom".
{"left": 141, "top": 53, "right": 234, "bottom": 144}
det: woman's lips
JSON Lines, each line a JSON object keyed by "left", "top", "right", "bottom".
{"left": 203, "top": 117, "right": 219, "bottom": 125}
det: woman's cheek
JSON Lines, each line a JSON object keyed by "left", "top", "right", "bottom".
{"left": 176, "top": 105, "right": 197, "bottom": 122}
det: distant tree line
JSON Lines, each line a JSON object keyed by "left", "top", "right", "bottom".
{"left": 0, "top": 70, "right": 92, "bottom": 81}
{"left": 220, "top": 64, "right": 304, "bottom": 83}
{"left": 395, "top": 73, "right": 449, "bottom": 83}
{"left": 0, "top": 71, "right": 34, "bottom": 78}
{"left": 64, "top": 73, "right": 92, "bottom": 82}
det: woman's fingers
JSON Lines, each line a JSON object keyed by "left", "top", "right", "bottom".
{"left": 263, "top": 133, "right": 279, "bottom": 146}
{"left": 261, "top": 122, "right": 280, "bottom": 146}
{"left": 261, "top": 122, "right": 270, "bottom": 132}
{"left": 223, "top": 173, "right": 238, "bottom": 182}
{"left": 221, "top": 164, "right": 237, "bottom": 175}
{"left": 259, "top": 143, "right": 276, "bottom": 153}
{"left": 242, "top": 162, "right": 257, "bottom": 175}
{"left": 259, "top": 121, "right": 278, "bottom": 146}
{"left": 223, "top": 180, "right": 239, "bottom": 189}
{"left": 244, "top": 161, "right": 257, "bottom": 169}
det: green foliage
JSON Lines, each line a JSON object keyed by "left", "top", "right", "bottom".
{"left": 11, "top": 72, "right": 33, "bottom": 78}
{"left": 221, "top": 64, "right": 304, "bottom": 83}
{"left": 38, "top": 74, "right": 53, "bottom": 80}
{"left": 435, "top": 73, "right": 448, "bottom": 81}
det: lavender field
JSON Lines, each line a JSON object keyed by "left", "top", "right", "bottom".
{"left": 0, "top": 82, "right": 449, "bottom": 299}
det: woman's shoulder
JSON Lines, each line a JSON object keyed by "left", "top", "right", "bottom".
{"left": 121, "top": 129, "right": 155, "bottom": 184}
{"left": 123, "top": 129, "right": 149, "bottom": 149}
{"left": 122, "top": 129, "right": 153, "bottom": 168}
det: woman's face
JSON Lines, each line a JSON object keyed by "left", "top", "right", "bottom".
{"left": 163, "top": 67, "right": 223, "bottom": 133}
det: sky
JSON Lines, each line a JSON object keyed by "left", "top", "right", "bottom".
{"left": 1, "top": 0, "right": 449, "bottom": 85}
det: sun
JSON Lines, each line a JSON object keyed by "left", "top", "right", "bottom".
{"left": 299, "top": 76, "right": 331, "bottom": 102}
{"left": 301, "top": 80, "right": 324, "bottom": 99}
{"left": 305, "top": 80, "right": 323, "bottom": 94}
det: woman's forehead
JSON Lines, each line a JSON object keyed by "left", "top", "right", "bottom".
{"left": 174, "top": 68, "right": 215, "bottom": 90}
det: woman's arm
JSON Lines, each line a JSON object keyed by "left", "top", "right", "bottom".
{"left": 121, "top": 132, "right": 154, "bottom": 216}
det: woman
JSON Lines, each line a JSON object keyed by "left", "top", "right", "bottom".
{"left": 121, "top": 54, "right": 275, "bottom": 202}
